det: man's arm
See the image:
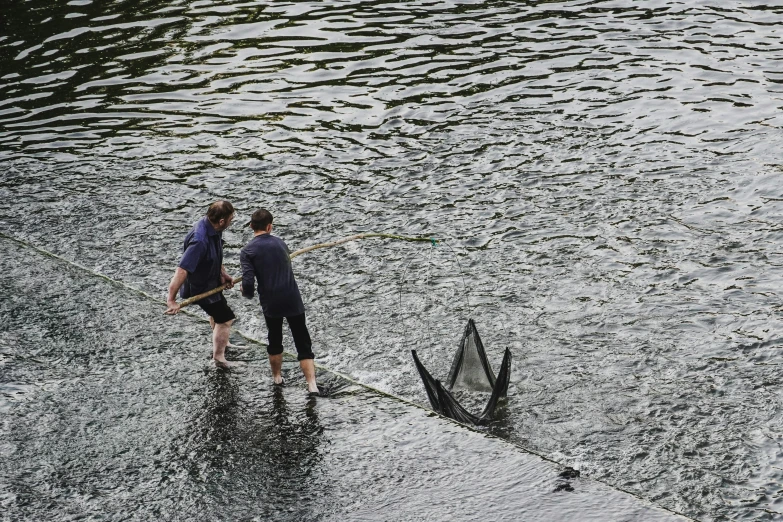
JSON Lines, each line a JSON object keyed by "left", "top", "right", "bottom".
{"left": 239, "top": 249, "right": 255, "bottom": 299}
{"left": 165, "top": 267, "right": 189, "bottom": 314}
{"left": 165, "top": 240, "right": 205, "bottom": 314}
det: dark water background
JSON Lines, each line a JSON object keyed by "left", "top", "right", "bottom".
{"left": 3, "top": 1, "right": 783, "bottom": 520}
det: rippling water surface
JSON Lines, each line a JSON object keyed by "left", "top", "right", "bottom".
{"left": 3, "top": 1, "right": 783, "bottom": 520}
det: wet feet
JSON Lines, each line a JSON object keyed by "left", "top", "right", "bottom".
{"left": 212, "top": 358, "right": 240, "bottom": 369}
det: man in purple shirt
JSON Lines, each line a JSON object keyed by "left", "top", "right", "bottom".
{"left": 165, "top": 200, "right": 236, "bottom": 368}
{"left": 240, "top": 208, "right": 319, "bottom": 394}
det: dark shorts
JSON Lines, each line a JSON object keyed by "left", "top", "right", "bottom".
{"left": 264, "top": 313, "right": 314, "bottom": 361}
{"left": 197, "top": 294, "right": 235, "bottom": 324}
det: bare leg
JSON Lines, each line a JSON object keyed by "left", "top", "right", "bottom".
{"left": 299, "top": 359, "right": 319, "bottom": 394}
{"left": 269, "top": 353, "right": 283, "bottom": 384}
{"left": 212, "top": 319, "right": 233, "bottom": 367}
{"left": 213, "top": 317, "right": 246, "bottom": 349}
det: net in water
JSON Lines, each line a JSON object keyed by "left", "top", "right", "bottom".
{"left": 447, "top": 318, "right": 496, "bottom": 392}
{"left": 411, "top": 319, "right": 511, "bottom": 426}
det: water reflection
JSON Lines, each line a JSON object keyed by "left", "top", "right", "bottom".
{"left": 180, "top": 371, "right": 325, "bottom": 520}
{"left": 189, "top": 370, "right": 241, "bottom": 470}
{"left": 268, "top": 388, "right": 324, "bottom": 492}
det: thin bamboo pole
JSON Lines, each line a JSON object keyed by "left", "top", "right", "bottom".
{"left": 177, "top": 233, "right": 436, "bottom": 308}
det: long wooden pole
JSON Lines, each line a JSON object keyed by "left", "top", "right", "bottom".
{"left": 177, "top": 233, "right": 436, "bottom": 308}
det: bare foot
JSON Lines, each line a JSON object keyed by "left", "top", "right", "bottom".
{"left": 212, "top": 358, "right": 235, "bottom": 369}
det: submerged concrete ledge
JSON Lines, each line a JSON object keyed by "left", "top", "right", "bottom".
{"left": 1, "top": 236, "right": 688, "bottom": 521}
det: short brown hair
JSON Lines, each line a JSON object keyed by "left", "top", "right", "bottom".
{"left": 207, "top": 200, "right": 234, "bottom": 224}
{"left": 249, "top": 208, "right": 273, "bottom": 231}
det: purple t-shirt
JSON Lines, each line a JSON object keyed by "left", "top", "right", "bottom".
{"left": 178, "top": 217, "right": 224, "bottom": 304}
{"left": 240, "top": 233, "right": 305, "bottom": 317}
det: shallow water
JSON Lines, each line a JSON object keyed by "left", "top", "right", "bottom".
{"left": 3, "top": 1, "right": 783, "bottom": 520}
{"left": 1, "top": 236, "right": 681, "bottom": 521}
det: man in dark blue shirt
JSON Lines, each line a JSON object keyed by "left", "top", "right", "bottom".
{"left": 165, "top": 200, "right": 236, "bottom": 368}
{"left": 240, "top": 208, "right": 319, "bottom": 394}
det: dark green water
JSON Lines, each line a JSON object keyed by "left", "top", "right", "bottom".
{"left": 3, "top": 1, "right": 783, "bottom": 520}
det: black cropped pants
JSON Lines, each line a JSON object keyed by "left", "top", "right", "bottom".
{"left": 263, "top": 313, "right": 314, "bottom": 361}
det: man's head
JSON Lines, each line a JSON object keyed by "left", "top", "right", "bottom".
{"left": 248, "top": 208, "right": 273, "bottom": 232}
{"left": 207, "top": 200, "right": 235, "bottom": 231}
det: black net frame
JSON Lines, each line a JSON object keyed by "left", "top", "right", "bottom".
{"left": 411, "top": 319, "right": 512, "bottom": 426}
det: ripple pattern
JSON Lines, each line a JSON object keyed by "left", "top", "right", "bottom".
{"left": 4, "top": 1, "right": 783, "bottom": 520}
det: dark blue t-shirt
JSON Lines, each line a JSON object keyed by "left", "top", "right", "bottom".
{"left": 240, "top": 233, "right": 305, "bottom": 318}
{"left": 178, "top": 217, "right": 224, "bottom": 304}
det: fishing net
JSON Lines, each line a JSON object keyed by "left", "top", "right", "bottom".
{"left": 411, "top": 319, "right": 511, "bottom": 426}
{"left": 447, "top": 318, "right": 496, "bottom": 392}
